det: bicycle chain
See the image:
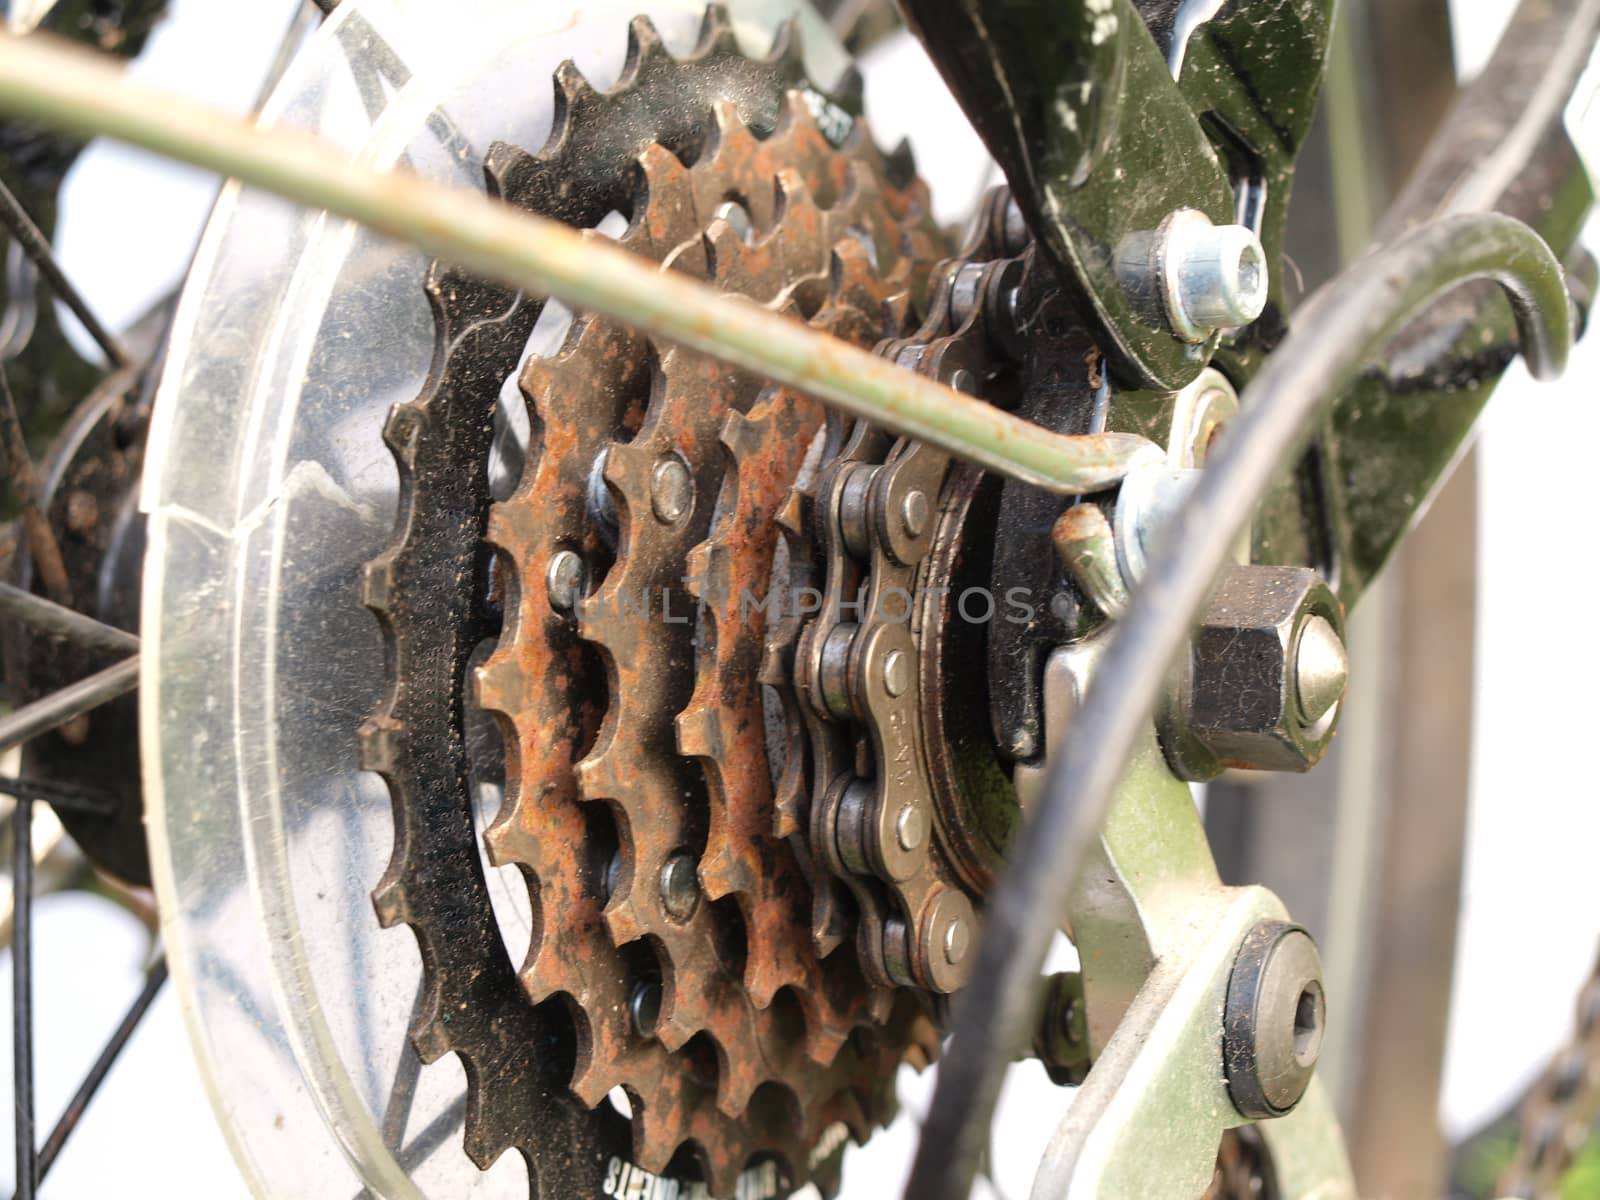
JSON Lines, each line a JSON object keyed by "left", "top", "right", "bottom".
{"left": 1499, "top": 944, "right": 1600, "bottom": 1198}
{"left": 791, "top": 189, "right": 1021, "bottom": 991}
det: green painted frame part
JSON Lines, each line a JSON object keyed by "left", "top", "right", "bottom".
{"left": 0, "top": 31, "right": 1157, "bottom": 496}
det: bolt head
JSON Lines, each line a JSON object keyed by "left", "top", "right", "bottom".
{"left": 1156, "top": 210, "right": 1269, "bottom": 341}
{"left": 545, "top": 550, "right": 586, "bottom": 612}
{"left": 882, "top": 648, "right": 911, "bottom": 698}
{"left": 659, "top": 853, "right": 700, "bottom": 923}
{"left": 1293, "top": 614, "right": 1348, "bottom": 725}
{"left": 1223, "top": 922, "right": 1325, "bottom": 1118}
{"left": 895, "top": 802, "right": 926, "bottom": 852}
{"left": 1175, "top": 221, "right": 1267, "bottom": 330}
{"left": 650, "top": 455, "right": 693, "bottom": 524}
{"left": 900, "top": 489, "right": 930, "bottom": 539}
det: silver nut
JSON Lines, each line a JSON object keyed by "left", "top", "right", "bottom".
{"left": 545, "top": 550, "right": 586, "bottom": 612}
{"left": 650, "top": 455, "right": 693, "bottom": 524}
{"left": 659, "top": 853, "right": 700, "bottom": 923}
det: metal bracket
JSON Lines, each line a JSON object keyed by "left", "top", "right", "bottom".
{"left": 1021, "top": 641, "right": 1355, "bottom": 1196}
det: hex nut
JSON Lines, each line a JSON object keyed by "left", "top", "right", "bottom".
{"left": 1165, "top": 564, "right": 1346, "bottom": 778}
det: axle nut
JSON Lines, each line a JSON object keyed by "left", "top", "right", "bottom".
{"left": 1163, "top": 563, "right": 1347, "bottom": 778}
{"left": 1223, "top": 921, "right": 1327, "bottom": 1119}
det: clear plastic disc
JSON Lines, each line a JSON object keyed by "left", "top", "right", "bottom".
{"left": 139, "top": 3, "right": 847, "bottom": 1197}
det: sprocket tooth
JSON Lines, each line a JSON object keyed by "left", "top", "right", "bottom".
{"left": 357, "top": 718, "right": 401, "bottom": 775}
{"left": 719, "top": 405, "right": 765, "bottom": 461}
{"left": 636, "top": 144, "right": 697, "bottom": 239}
{"left": 701, "top": 1157, "right": 744, "bottom": 1200}
{"left": 360, "top": 556, "right": 396, "bottom": 612}
{"left": 683, "top": 540, "right": 713, "bottom": 602}
{"left": 473, "top": 655, "right": 522, "bottom": 717}
{"left": 674, "top": 703, "right": 717, "bottom": 762}
{"left": 482, "top": 139, "right": 537, "bottom": 197}
{"left": 602, "top": 876, "right": 649, "bottom": 948}
{"left": 886, "top": 135, "right": 918, "bottom": 188}
{"left": 764, "top": 18, "right": 803, "bottom": 80}
{"left": 773, "top": 489, "right": 805, "bottom": 539}
{"left": 694, "top": 3, "right": 741, "bottom": 58}
{"left": 621, "top": 14, "right": 671, "bottom": 86}
{"left": 370, "top": 870, "right": 408, "bottom": 928}
{"left": 828, "top": 239, "right": 880, "bottom": 309}
{"left": 832, "top": 64, "right": 867, "bottom": 116}
{"left": 382, "top": 401, "right": 425, "bottom": 465}
{"left": 705, "top": 97, "right": 760, "bottom": 167}
{"left": 775, "top": 88, "right": 813, "bottom": 138}
{"left": 551, "top": 60, "right": 604, "bottom": 142}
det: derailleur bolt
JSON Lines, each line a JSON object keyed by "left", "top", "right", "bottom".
{"left": 1126, "top": 209, "right": 1269, "bottom": 342}
{"left": 1223, "top": 921, "right": 1326, "bottom": 1119}
{"left": 650, "top": 454, "right": 693, "bottom": 525}
{"left": 1169, "top": 211, "right": 1267, "bottom": 337}
{"left": 659, "top": 853, "right": 700, "bottom": 923}
{"left": 545, "top": 550, "right": 587, "bottom": 612}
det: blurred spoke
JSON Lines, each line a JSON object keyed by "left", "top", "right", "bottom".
{"left": 0, "top": 176, "right": 127, "bottom": 367}
{"left": 0, "top": 582, "right": 138, "bottom": 656}
{"left": 11, "top": 783, "right": 35, "bottom": 1200}
{"left": 35, "top": 956, "right": 169, "bottom": 1183}
{"left": 0, "top": 657, "right": 138, "bottom": 756}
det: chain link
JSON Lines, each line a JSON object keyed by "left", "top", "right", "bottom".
{"left": 1499, "top": 942, "right": 1600, "bottom": 1198}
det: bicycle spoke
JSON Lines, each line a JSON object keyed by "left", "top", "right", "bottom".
{"left": 0, "top": 367, "right": 70, "bottom": 607}
{"left": 35, "top": 955, "right": 168, "bottom": 1184}
{"left": 0, "top": 657, "right": 138, "bottom": 756}
{"left": 12, "top": 787, "right": 36, "bottom": 1200}
{"left": 352, "top": 1098, "right": 465, "bottom": 1200}
{"left": 0, "top": 582, "right": 138, "bottom": 657}
{"left": 0, "top": 176, "right": 126, "bottom": 368}
{"left": 378, "top": 980, "right": 426, "bottom": 1151}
